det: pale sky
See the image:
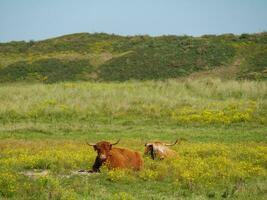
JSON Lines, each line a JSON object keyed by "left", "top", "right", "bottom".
{"left": 0, "top": 0, "right": 267, "bottom": 42}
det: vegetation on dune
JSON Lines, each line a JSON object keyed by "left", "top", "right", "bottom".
{"left": 99, "top": 36, "right": 235, "bottom": 81}
{"left": 239, "top": 47, "right": 267, "bottom": 80}
{"left": 0, "top": 32, "right": 266, "bottom": 82}
{"left": 0, "top": 58, "right": 95, "bottom": 83}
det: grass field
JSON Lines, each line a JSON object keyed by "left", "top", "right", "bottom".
{"left": 0, "top": 78, "right": 267, "bottom": 199}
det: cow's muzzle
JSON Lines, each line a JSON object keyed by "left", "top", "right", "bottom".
{"left": 99, "top": 154, "right": 107, "bottom": 161}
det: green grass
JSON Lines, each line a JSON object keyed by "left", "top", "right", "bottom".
{"left": 0, "top": 78, "right": 266, "bottom": 199}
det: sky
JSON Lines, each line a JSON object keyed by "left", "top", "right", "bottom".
{"left": 0, "top": 0, "right": 267, "bottom": 42}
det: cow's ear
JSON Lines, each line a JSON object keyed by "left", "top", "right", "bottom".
{"left": 109, "top": 144, "right": 112, "bottom": 150}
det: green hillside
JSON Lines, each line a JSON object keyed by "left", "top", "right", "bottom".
{"left": 0, "top": 32, "right": 266, "bottom": 83}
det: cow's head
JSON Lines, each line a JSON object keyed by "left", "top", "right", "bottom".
{"left": 87, "top": 139, "right": 120, "bottom": 162}
{"left": 144, "top": 139, "right": 179, "bottom": 160}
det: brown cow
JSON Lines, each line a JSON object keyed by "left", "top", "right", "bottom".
{"left": 87, "top": 140, "right": 143, "bottom": 172}
{"left": 144, "top": 139, "right": 183, "bottom": 160}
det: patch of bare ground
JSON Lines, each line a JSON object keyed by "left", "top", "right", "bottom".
{"left": 20, "top": 170, "right": 96, "bottom": 179}
{"left": 71, "top": 170, "right": 95, "bottom": 176}
{"left": 89, "top": 52, "right": 113, "bottom": 66}
{"left": 86, "top": 51, "right": 134, "bottom": 80}
{"left": 187, "top": 58, "right": 242, "bottom": 80}
{"left": 90, "top": 51, "right": 133, "bottom": 66}
{"left": 21, "top": 170, "right": 49, "bottom": 178}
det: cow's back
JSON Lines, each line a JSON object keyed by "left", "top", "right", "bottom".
{"left": 107, "top": 148, "right": 143, "bottom": 170}
{"left": 153, "top": 144, "right": 177, "bottom": 159}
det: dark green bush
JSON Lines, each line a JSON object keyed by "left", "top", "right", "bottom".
{"left": 0, "top": 58, "right": 95, "bottom": 83}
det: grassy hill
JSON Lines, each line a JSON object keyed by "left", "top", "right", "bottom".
{"left": 0, "top": 32, "right": 266, "bottom": 83}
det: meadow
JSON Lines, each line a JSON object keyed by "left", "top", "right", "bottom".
{"left": 0, "top": 78, "right": 267, "bottom": 199}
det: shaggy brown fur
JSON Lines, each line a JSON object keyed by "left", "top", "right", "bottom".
{"left": 90, "top": 141, "right": 143, "bottom": 172}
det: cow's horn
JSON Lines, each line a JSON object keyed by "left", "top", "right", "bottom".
{"left": 111, "top": 139, "right": 120, "bottom": 145}
{"left": 86, "top": 141, "right": 95, "bottom": 146}
{"left": 164, "top": 139, "right": 178, "bottom": 146}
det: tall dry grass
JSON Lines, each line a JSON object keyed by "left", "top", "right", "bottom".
{"left": 0, "top": 78, "right": 266, "bottom": 124}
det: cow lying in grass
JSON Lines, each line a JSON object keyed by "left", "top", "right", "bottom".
{"left": 86, "top": 140, "right": 143, "bottom": 172}
{"left": 144, "top": 139, "right": 183, "bottom": 160}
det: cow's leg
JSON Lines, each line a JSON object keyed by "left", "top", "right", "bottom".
{"left": 150, "top": 148, "right": 155, "bottom": 160}
{"left": 89, "top": 156, "right": 102, "bottom": 173}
